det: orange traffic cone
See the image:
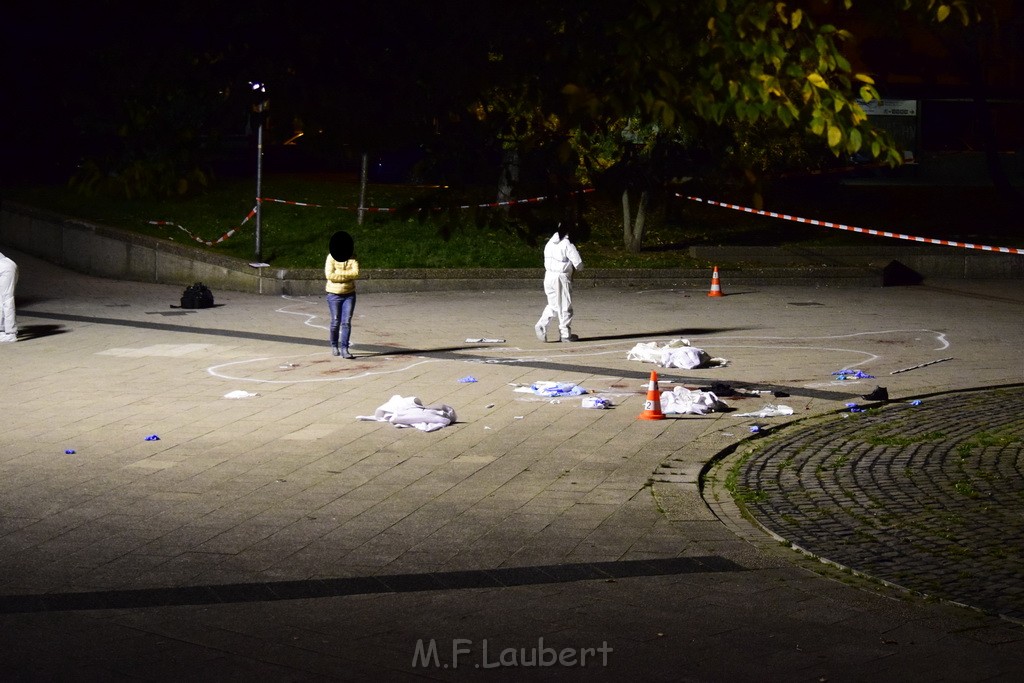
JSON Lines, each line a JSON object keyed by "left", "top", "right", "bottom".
{"left": 707, "top": 266, "right": 724, "bottom": 297}
{"left": 638, "top": 370, "right": 666, "bottom": 420}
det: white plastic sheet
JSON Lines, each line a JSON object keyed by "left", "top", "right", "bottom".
{"left": 659, "top": 388, "right": 729, "bottom": 415}
{"left": 224, "top": 390, "right": 259, "bottom": 399}
{"left": 626, "top": 338, "right": 713, "bottom": 369}
{"left": 357, "top": 395, "right": 457, "bottom": 432}
{"left": 732, "top": 404, "right": 794, "bottom": 418}
{"left": 513, "top": 382, "right": 588, "bottom": 397}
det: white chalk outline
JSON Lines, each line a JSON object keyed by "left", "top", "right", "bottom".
{"left": 206, "top": 295, "right": 951, "bottom": 386}
{"left": 207, "top": 352, "right": 441, "bottom": 384}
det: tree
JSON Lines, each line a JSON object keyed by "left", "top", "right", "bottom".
{"left": 479, "top": 0, "right": 982, "bottom": 251}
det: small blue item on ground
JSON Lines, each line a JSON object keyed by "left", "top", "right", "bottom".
{"left": 531, "top": 382, "right": 587, "bottom": 397}
{"left": 832, "top": 369, "right": 875, "bottom": 380}
{"left": 457, "top": 376, "right": 478, "bottom": 383}
{"left": 145, "top": 434, "right": 160, "bottom": 441}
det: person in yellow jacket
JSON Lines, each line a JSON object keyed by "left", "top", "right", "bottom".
{"left": 325, "top": 230, "right": 359, "bottom": 358}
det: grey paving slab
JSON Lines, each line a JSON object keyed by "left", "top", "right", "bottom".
{"left": 0, "top": 247, "right": 1023, "bottom": 680}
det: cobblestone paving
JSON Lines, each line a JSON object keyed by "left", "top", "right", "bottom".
{"left": 736, "top": 385, "right": 1024, "bottom": 622}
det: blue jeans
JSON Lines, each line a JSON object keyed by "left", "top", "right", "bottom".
{"left": 327, "top": 292, "right": 356, "bottom": 349}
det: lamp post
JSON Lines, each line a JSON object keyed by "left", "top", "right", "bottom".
{"left": 250, "top": 81, "right": 268, "bottom": 262}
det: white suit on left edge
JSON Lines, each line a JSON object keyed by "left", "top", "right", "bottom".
{"left": 0, "top": 250, "right": 18, "bottom": 340}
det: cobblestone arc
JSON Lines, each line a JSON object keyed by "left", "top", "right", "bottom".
{"left": 736, "top": 386, "right": 1024, "bottom": 622}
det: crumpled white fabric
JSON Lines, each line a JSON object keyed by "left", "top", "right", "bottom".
{"left": 659, "top": 387, "right": 729, "bottom": 415}
{"left": 626, "top": 338, "right": 712, "bottom": 369}
{"left": 513, "top": 381, "right": 588, "bottom": 397}
{"left": 732, "top": 404, "right": 794, "bottom": 418}
{"left": 357, "top": 395, "right": 457, "bottom": 432}
{"left": 224, "top": 390, "right": 259, "bottom": 399}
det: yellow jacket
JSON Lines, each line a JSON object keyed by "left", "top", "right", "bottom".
{"left": 325, "top": 255, "right": 359, "bottom": 294}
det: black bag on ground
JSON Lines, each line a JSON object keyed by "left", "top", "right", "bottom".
{"left": 180, "top": 282, "right": 215, "bottom": 309}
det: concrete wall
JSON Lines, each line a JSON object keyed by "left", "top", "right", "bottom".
{"left": 690, "top": 245, "right": 1024, "bottom": 279}
{"left": 18, "top": 200, "right": 1005, "bottom": 293}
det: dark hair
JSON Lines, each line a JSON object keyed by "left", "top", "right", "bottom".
{"left": 329, "top": 231, "right": 354, "bottom": 260}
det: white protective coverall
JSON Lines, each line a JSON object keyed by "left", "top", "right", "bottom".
{"left": 535, "top": 232, "right": 583, "bottom": 341}
{"left": 0, "top": 250, "right": 18, "bottom": 342}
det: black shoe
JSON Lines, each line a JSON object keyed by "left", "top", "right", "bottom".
{"left": 863, "top": 386, "right": 889, "bottom": 401}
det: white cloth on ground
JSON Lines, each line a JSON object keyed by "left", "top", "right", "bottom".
{"left": 627, "top": 338, "right": 711, "bottom": 369}
{"left": 732, "top": 404, "right": 794, "bottom": 418}
{"left": 659, "top": 387, "right": 729, "bottom": 415}
{"left": 357, "top": 395, "right": 457, "bottom": 432}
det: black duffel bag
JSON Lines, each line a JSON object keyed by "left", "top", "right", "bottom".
{"left": 180, "top": 282, "right": 215, "bottom": 309}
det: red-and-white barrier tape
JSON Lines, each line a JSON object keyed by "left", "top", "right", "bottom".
{"left": 683, "top": 195, "right": 1023, "bottom": 255}
{"left": 148, "top": 189, "right": 595, "bottom": 246}
{"left": 149, "top": 205, "right": 258, "bottom": 246}
{"left": 261, "top": 188, "right": 593, "bottom": 212}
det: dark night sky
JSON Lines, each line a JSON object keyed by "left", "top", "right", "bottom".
{"left": 1, "top": 0, "right": 515, "bottom": 181}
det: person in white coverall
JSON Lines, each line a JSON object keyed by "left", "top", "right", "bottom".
{"left": 0, "top": 250, "right": 18, "bottom": 343}
{"left": 535, "top": 228, "right": 583, "bottom": 342}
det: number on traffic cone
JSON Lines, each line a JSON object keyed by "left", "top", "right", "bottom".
{"left": 638, "top": 370, "right": 666, "bottom": 420}
{"left": 707, "top": 266, "right": 724, "bottom": 297}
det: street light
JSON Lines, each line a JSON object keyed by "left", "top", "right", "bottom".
{"left": 250, "top": 81, "right": 268, "bottom": 262}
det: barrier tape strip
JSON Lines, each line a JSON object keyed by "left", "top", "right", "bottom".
{"left": 148, "top": 189, "right": 595, "bottom": 246}
{"left": 149, "top": 205, "right": 257, "bottom": 247}
{"left": 261, "top": 188, "right": 593, "bottom": 212}
{"left": 683, "top": 195, "right": 1024, "bottom": 255}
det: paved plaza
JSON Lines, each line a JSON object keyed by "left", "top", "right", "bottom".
{"left": 0, "top": 247, "right": 1022, "bottom": 681}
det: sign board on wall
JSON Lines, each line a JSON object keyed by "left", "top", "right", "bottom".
{"left": 858, "top": 99, "right": 918, "bottom": 117}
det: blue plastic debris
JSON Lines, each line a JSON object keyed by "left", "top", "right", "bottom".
{"left": 530, "top": 382, "right": 587, "bottom": 397}
{"left": 909, "top": 400, "right": 922, "bottom": 406}
{"left": 832, "top": 369, "right": 875, "bottom": 380}
{"left": 144, "top": 434, "right": 160, "bottom": 441}
{"left": 749, "top": 425, "right": 761, "bottom": 433}
{"left": 64, "top": 449, "right": 76, "bottom": 455}
{"left": 457, "top": 376, "right": 478, "bottom": 383}
{"left": 845, "top": 402, "right": 864, "bottom": 413}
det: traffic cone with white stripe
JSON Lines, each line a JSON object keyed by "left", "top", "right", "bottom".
{"left": 707, "top": 266, "right": 724, "bottom": 297}
{"left": 638, "top": 371, "right": 666, "bottom": 420}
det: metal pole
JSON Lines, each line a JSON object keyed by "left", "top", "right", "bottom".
{"left": 255, "top": 120, "right": 263, "bottom": 261}
{"left": 251, "top": 81, "right": 267, "bottom": 262}
{"left": 358, "top": 152, "right": 368, "bottom": 225}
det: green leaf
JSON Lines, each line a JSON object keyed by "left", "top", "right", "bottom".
{"left": 827, "top": 124, "right": 842, "bottom": 149}
{"left": 807, "top": 72, "right": 828, "bottom": 89}
{"left": 777, "top": 103, "right": 794, "bottom": 127}
{"left": 847, "top": 127, "right": 862, "bottom": 153}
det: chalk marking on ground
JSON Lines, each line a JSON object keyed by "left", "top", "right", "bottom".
{"left": 207, "top": 353, "right": 441, "bottom": 384}
{"left": 212, "top": 301, "right": 951, "bottom": 385}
